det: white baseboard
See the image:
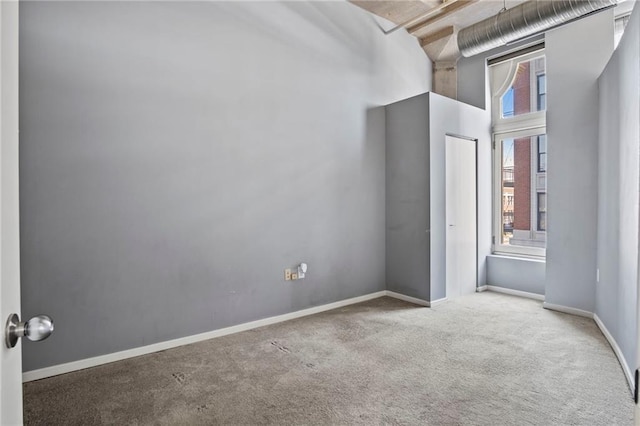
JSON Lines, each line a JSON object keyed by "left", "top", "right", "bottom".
{"left": 476, "top": 285, "right": 488, "bottom": 292}
{"left": 429, "top": 297, "right": 448, "bottom": 306}
{"left": 28, "top": 291, "right": 632, "bottom": 400}
{"left": 23, "top": 290, "right": 387, "bottom": 382}
{"left": 486, "top": 285, "right": 545, "bottom": 301}
{"left": 383, "top": 291, "right": 448, "bottom": 307}
{"left": 384, "top": 291, "right": 430, "bottom": 307}
{"left": 540, "top": 304, "right": 632, "bottom": 395}
{"left": 593, "top": 314, "right": 634, "bottom": 394}
{"left": 542, "top": 302, "right": 594, "bottom": 319}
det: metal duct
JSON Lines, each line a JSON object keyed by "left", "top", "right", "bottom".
{"left": 458, "top": 0, "right": 617, "bottom": 57}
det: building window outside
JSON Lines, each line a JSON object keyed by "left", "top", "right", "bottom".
{"left": 490, "top": 48, "right": 546, "bottom": 257}
{"left": 537, "top": 135, "right": 547, "bottom": 172}
{"left": 537, "top": 74, "right": 546, "bottom": 111}
{"left": 537, "top": 192, "right": 547, "bottom": 231}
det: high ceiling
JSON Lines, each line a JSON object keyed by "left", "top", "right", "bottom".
{"left": 352, "top": 0, "right": 636, "bottom": 61}
{"left": 350, "top": 0, "right": 529, "bottom": 61}
{"left": 351, "top": 0, "right": 529, "bottom": 41}
{"left": 351, "top": 0, "right": 636, "bottom": 99}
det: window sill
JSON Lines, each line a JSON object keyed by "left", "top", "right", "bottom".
{"left": 489, "top": 253, "right": 546, "bottom": 263}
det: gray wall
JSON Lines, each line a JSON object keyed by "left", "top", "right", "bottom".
{"left": 385, "top": 94, "right": 431, "bottom": 300}
{"left": 385, "top": 93, "right": 491, "bottom": 302}
{"left": 19, "top": 1, "right": 431, "bottom": 371}
{"left": 545, "top": 11, "right": 614, "bottom": 312}
{"left": 596, "top": 4, "right": 639, "bottom": 380}
{"left": 486, "top": 255, "right": 545, "bottom": 295}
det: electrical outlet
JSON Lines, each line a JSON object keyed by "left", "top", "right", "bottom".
{"left": 291, "top": 273, "right": 298, "bottom": 280}
{"left": 285, "top": 269, "right": 292, "bottom": 281}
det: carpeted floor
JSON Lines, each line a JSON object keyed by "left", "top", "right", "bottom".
{"left": 24, "top": 292, "right": 634, "bottom": 425}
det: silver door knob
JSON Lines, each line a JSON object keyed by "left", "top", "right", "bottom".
{"left": 5, "top": 313, "right": 54, "bottom": 348}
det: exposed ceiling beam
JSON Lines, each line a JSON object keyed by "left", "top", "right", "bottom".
{"left": 384, "top": 0, "right": 465, "bottom": 35}
{"left": 417, "top": 0, "right": 442, "bottom": 6}
{"left": 407, "top": 0, "right": 477, "bottom": 34}
{"left": 420, "top": 25, "right": 455, "bottom": 47}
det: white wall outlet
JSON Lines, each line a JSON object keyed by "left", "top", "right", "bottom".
{"left": 285, "top": 269, "right": 292, "bottom": 281}
{"left": 596, "top": 268, "right": 600, "bottom": 283}
{"left": 291, "top": 273, "right": 298, "bottom": 280}
{"left": 297, "top": 263, "right": 307, "bottom": 279}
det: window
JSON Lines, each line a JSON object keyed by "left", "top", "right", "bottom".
{"left": 537, "top": 74, "right": 546, "bottom": 111}
{"left": 537, "top": 193, "right": 546, "bottom": 232}
{"left": 498, "top": 57, "right": 546, "bottom": 120}
{"left": 494, "top": 130, "right": 547, "bottom": 254}
{"left": 537, "top": 135, "right": 546, "bottom": 172}
{"left": 490, "top": 46, "right": 546, "bottom": 257}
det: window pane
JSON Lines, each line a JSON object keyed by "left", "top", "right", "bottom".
{"left": 500, "top": 56, "right": 546, "bottom": 119}
{"left": 537, "top": 135, "right": 547, "bottom": 172}
{"left": 538, "top": 193, "right": 547, "bottom": 231}
{"left": 500, "top": 138, "right": 515, "bottom": 244}
{"left": 502, "top": 88, "right": 514, "bottom": 118}
{"left": 537, "top": 74, "right": 546, "bottom": 111}
{"left": 499, "top": 133, "right": 547, "bottom": 248}
{"left": 537, "top": 74, "right": 546, "bottom": 93}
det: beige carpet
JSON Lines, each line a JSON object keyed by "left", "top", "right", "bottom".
{"left": 24, "top": 292, "right": 634, "bottom": 425}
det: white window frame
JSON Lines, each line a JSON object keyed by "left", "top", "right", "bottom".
{"left": 490, "top": 48, "right": 547, "bottom": 258}
{"left": 493, "top": 127, "right": 546, "bottom": 257}
{"left": 490, "top": 49, "right": 546, "bottom": 135}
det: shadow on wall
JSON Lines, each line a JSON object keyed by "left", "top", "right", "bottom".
{"left": 212, "top": 2, "right": 379, "bottom": 71}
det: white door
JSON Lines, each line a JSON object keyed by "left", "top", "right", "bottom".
{"left": 1, "top": 2, "right": 24, "bottom": 424}
{"left": 445, "top": 135, "right": 477, "bottom": 299}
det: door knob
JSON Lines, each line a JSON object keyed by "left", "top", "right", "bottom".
{"left": 5, "top": 313, "right": 54, "bottom": 348}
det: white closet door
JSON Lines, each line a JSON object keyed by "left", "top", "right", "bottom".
{"left": 445, "top": 135, "right": 477, "bottom": 298}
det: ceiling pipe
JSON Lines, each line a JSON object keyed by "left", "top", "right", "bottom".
{"left": 457, "top": 0, "right": 618, "bottom": 57}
